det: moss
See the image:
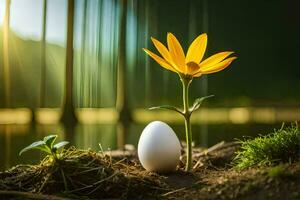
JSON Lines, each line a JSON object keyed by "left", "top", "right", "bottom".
{"left": 233, "top": 123, "right": 300, "bottom": 169}
{"left": 267, "top": 164, "right": 297, "bottom": 180}
{"left": 267, "top": 165, "right": 285, "bottom": 179}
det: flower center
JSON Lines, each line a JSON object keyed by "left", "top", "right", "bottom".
{"left": 186, "top": 62, "right": 200, "bottom": 74}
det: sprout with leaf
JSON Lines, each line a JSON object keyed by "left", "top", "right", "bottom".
{"left": 19, "top": 135, "right": 69, "bottom": 161}
{"left": 143, "top": 32, "right": 237, "bottom": 171}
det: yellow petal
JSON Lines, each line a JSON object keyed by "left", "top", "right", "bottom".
{"left": 167, "top": 33, "right": 186, "bottom": 72}
{"left": 200, "top": 51, "right": 234, "bottom": 69}
{"left": 151, "top": 37, "right": 180, "bottom": 71}
{"left": 151, "top": 37, "right": 172, "bottom": 63}
{"left": 143, "top": 48, "right": 177, "bottom": 73}
{"left": 198, "top": 57, "right": 237, "bottom": 75}
{"left": 186, "top": 33, "right": 207, "bottom": 64}
{"left": 194, "top": 72, "right": 202, "bottom": 77}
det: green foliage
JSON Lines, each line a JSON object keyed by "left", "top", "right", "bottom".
{"left": 149, "top": 105, "right": 183, "bottom": 116}
{"left": 19, "top": 135, "right": 69, "bottom": 160}
{"left": 189, "top": 95, "right": 214, "bottom": 113}
{"left": 233, "top": 123, "right": 300, "bottom": 169}
{"left": 149, "top": 95, "right": 213, "bottom": 116}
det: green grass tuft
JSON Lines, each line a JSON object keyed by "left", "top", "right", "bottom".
{"left": 233, "top": 123, "right": 300, "bottom": 169}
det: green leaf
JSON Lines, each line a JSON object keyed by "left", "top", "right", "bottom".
{"left": 44, "top": 135, "right": 57, "bottom": 148}
{"left": 190, "top": 95, "right": 214, "bottom": 113}
{"left": 19, "top": 140, "right": 50, "bottom": 156}
{"left": 53, "top": 141, "right": 69, "bottom": 150}
{"left": 149, "top": 105, "right": 183, "bottom": 116}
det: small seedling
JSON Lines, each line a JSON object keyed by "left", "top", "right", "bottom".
{"left": 233, "top": 123, "right": 300, "bottom": 169}
{"left": 19, "top": 135, "right": 69, "bottom": 160}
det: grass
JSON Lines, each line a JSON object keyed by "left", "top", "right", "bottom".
{"left": 233, "top": 123, "right": 300, "bottom": 169}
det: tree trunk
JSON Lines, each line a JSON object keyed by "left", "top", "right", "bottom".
{"left": 40, "top": 0, "right": 47, "bottom": 109}
{"left": 34, "top": 0, "right": 48, "bottom": 125}
{"left": 116, "top": 0, "right": 131, "bottom": 150}
{"left": 61, "top": 0, "right": 77, "bottom": 139}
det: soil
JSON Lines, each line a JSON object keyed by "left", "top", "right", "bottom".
{"left": 1, "top": 142, "right": 300, "bottom": 200}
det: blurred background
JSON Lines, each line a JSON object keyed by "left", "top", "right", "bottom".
{"left": 0, "top": 0, "right": 300, "bottom": 170}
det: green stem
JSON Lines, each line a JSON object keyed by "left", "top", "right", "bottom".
{"left": 181, "top": 76, "right": 192, "bottom": 171}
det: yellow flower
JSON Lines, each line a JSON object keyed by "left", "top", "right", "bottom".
{"left": 143, "top": 32, "right": 237, "bottom": 77}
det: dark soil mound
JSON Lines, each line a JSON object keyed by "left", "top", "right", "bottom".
{"left": 0, "top": 147, "right": 169, "bottom": 199}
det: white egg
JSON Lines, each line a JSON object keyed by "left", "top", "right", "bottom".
{"left": 138, "top": 121, "right": 181, "bottom": 172}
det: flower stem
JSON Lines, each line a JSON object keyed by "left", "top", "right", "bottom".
{"left": 181, "top": 77, "right": 192, "bottom": 171}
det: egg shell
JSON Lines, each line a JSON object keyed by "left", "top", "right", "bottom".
{"left": 138, "top": 121, "right": 181, "bottom": 172}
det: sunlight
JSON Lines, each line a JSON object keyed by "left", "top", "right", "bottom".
{"left": 35, "top": 108, "right": 61, "bottom": 124}
{"left": 8, "top": 0, "right": 67, "bottom": 45}
{"left": 0, "top": 108, "right": 31, "bottom": 124}
{"left": 0, "top": 108, "right": 299, "bottom": 125}
{"left": 0, "top": 0, "right": 5, "bottom": 25}
{"left": 229, "top": 108, "right": 250, "bottom": 124}
{"left": 76, "top": 108, "right": 118, "bottom": 124}
{"left": 10, "top": 0, "right": 43, "bottom": 40}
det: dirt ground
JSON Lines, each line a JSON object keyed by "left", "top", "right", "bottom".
{"left": 1, "top": 142, "right": 300, "bottom": 200}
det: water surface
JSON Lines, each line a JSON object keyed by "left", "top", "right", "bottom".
{"left": 0, "top": 122, "right": 281, "bottom": 170}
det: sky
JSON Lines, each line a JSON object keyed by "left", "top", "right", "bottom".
{"left": 0, "top": 0, "right": 67, "bottom": 45}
